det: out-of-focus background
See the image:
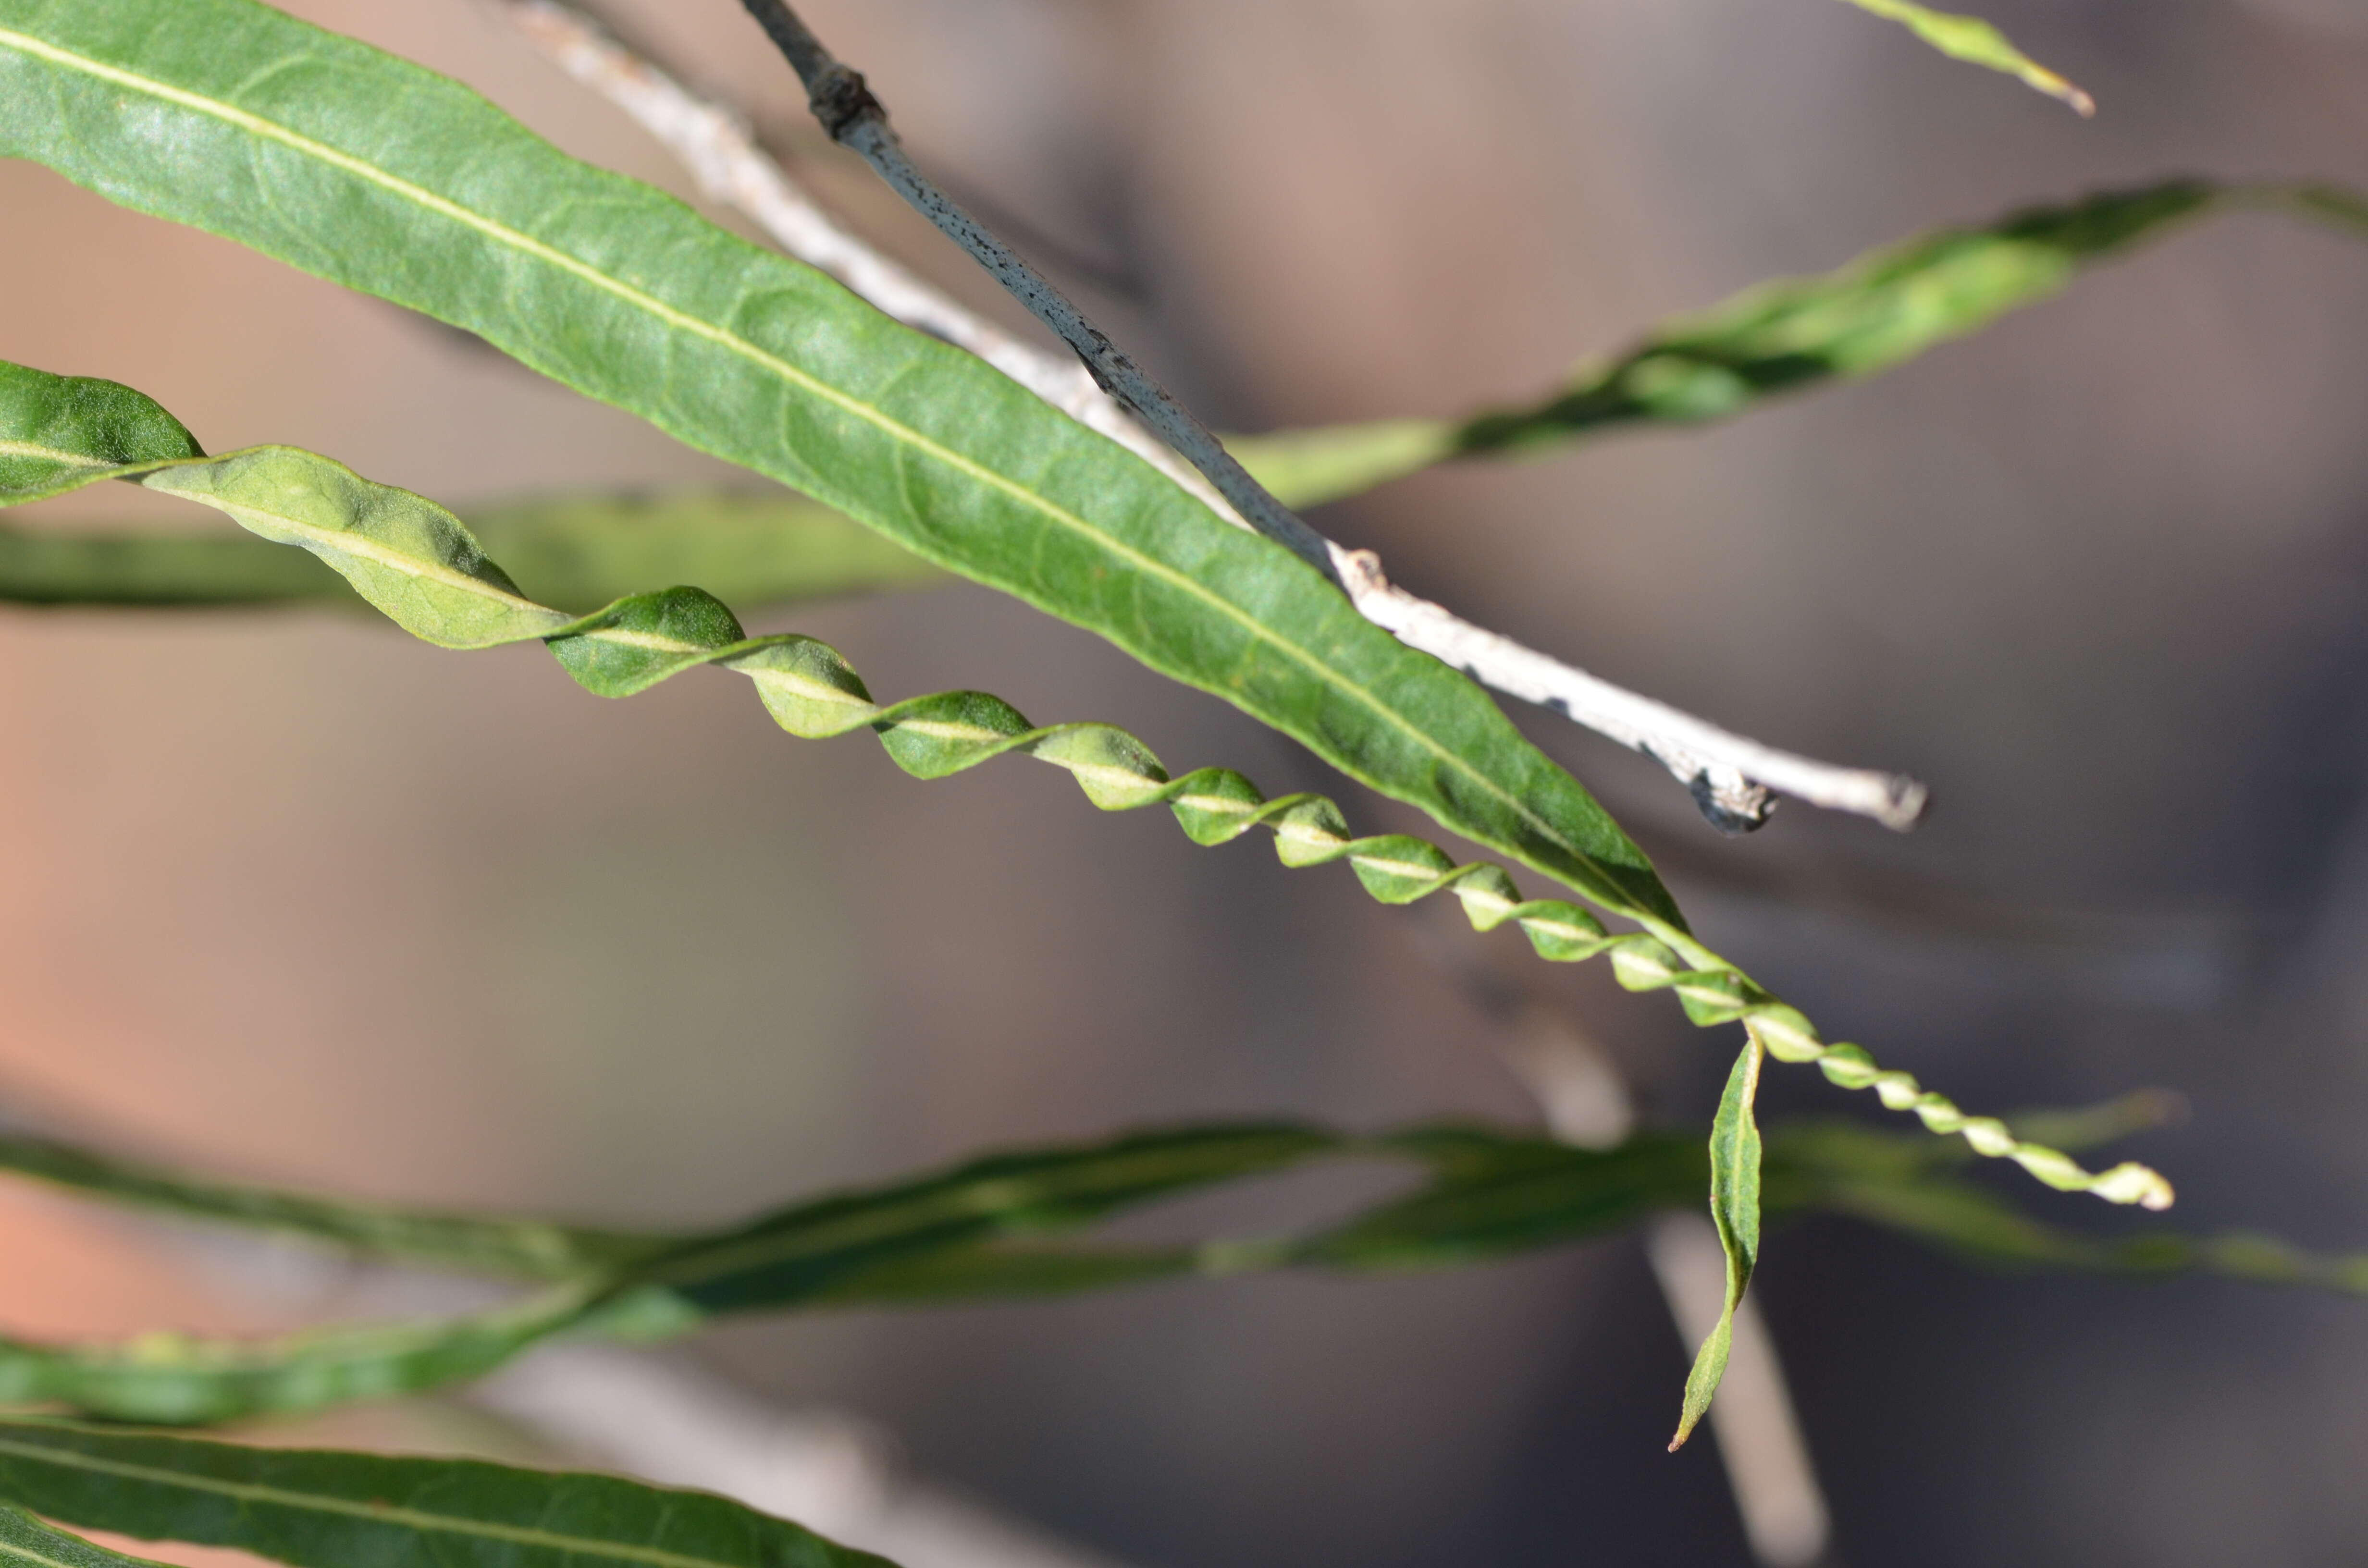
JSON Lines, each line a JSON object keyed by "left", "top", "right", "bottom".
{"left": 6, "top": 0, "right": 2368, "bottom": 1562}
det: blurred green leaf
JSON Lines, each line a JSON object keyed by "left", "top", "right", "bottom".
{"left": 0, "top": 1287, "right": 598, "bottom": 1426}
{"left": 0, "top": 1130, "right": 660, "bottom": 1280}
{"left": 1235, "top": 182, "right": 2362, "bottom": 507}
{"left": 0, "top": 1103, "right": 2356, "bottom": 1425}
{"left": 1834, "top": 0, "right": 2091, "bottom": 113}
{"left": 631, "top": 1123, "right": 1336, "bottom": 1316}
{"left": 0, "top": 491, "right": 945, "bottom": 612}
{"left": 1299, "top": 1126, "right": 1702, "bottom": 1268}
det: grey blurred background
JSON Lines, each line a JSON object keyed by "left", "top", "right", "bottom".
{"left": 5, "top": 0, "right": 2368, "bottom": 1561}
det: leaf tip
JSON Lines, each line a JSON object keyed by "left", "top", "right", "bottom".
{"left": 2025, "top": 66, "right": 2095, "bottom": 116}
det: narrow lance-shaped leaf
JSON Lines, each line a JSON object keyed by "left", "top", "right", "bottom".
{"left": 1232, "top": 182, "right": 2368, "bottom": 509}
{"left": 629, "top": 1123, "right": 1338, "bottom": 1315}
{"left": 0, "top": 1121, "right": 1354, "bottom": 1424}
{"left": 0, "top": 1284, "right": 602, "bottom": 1428}
{"left": 1669, "top": 1031, "right": 1764, "bottom": 1451}
{"left": 0, "top": 1109, "right": 2357, "bottom": 1427}
{"left": 0, "top": 490, "right": 944, "bottom": 612}
{"left": 1832, "top": 0, "right": 2092, "bottom": 113}
{"left": 1766, "top": 1117, "right": 2368, "bottom": 1293}
{"left": 1299, "top": 1126, "right": 1704, "bottom": 1269}
{"left": 0, "top": 0, "right": 1676, "bottom": 934}
{"left": 0, "top": 1130, "right": 662, "bottom": 1279}
{"left": 0, "top": 1419, "right": 897, "bottom": 1568}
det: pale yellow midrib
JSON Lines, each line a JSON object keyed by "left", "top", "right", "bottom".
{"left": 0, "top": 24, "right": 1609, "bottom": 886}
{"left": 189, "top": 499, "right": 555, "bottom": 616}
{"left": 0, "top": 439, "right": 111, "bottom": 467}
{"left": 0, "top": 1434, "right": 752, "bottom": 1568}
{"left": 0, "top": 1535, "right": 91, "bottom": 1568}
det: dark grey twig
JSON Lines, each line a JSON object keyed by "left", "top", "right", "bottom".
{"left": 734, "top": 0, "right": 1340, "bottom": 582}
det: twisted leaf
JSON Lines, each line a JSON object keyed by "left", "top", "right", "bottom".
{"left": 0, "top": 366, "right": 2166, "bottom": 1233}
{"left": 0, "top": 362, "right": 200, "bottom": 502}
{"left": 0, "top": 1419, "right": 894, "bottom": 1568}
{"left": 1832, "top": 0, "right": 2091, "bottom": 113}
{"left": 1669, "top": 1033, "right": 1764, "bottom": 1451}
{"left": 0, "top": 361, "right": 2175, "bottom": 1431}
{"left": 1234, "top": 182, "right": 2368, "bottom": 508}
{"left": 0, "top": 490, "right": 943, "bottom": 612}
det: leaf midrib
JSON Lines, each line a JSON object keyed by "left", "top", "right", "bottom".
{"left": 0, "top": 24, "right": 1612, "bottom": 893}
{"left": 0, "top": 1433, "right": 751, "bottom": 1568}
{"left": 0, "top": 439, "right": 108, "bottom": 467}
{"left": 0, "top": 1534, "right": 97, "bottom": 1568}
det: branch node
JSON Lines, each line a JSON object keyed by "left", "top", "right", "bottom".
{"left": 807, "top": 62, "right": 882, "bottom": 141}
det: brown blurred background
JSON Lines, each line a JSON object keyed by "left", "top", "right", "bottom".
{"left": 6, "top": 0, "right": 2368, "bottom": 1561}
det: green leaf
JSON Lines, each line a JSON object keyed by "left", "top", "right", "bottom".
{"left": 0, "top": 364, "right": 198, "bottom": 503}
{"left": 0, "top": 8, "right": 2195, "bottom": 1220}
{"left": 630, "top": 1123, "right": 1336, "bottom": 1315}
{"left": 0, "top": 362, "right": 2179, "bottom": 1427}
{"left": 1669, "top": 1032, "right": 1764, "bottom": 1452}
{"left": 0, "top": 0, "right": 1674, "bottom": 932}
{"left": 1764, "top": 1119, "right": 2368, "bottom": 1293}
{"left": 0, "top": 1418, "right": 895, "bottom": 1568}
{"left": 0, "top": 1130, "right": 661, "bottom": 1280}
{"left": 0, "top": 1105, "right": 2348, "bottom": 1427}
{"left": 1300, "top": 1127, "right": 1704, "bottom": 1268}
{"left": 1233, "top": 182, "right": 2363, "bottom": 508}
{"left": 0, "top": 490, "right": 943, "bottom": 612}
{"left": 0, "top": 1503, "right": 184, "bottom": 1568}
{"left": 0, "top": 384, "right": 1657, "bottom": 981}
{"left": 1833, "top": 0, "right": 2091, "bottom": 113}
{"left": 0, "top": 1286, "right": 599, "bottom": 1426}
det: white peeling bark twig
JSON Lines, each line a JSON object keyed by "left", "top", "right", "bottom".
{"left": 497, "top": 0, "right": 1927, "bottom": 833}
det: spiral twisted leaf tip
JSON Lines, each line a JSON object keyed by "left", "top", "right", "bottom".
{"left": 191, "top": 445, "right": 2175, "bottom": 1211}
{"left": 0, "top": 351, "right": 2170, "bottom": 1213}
